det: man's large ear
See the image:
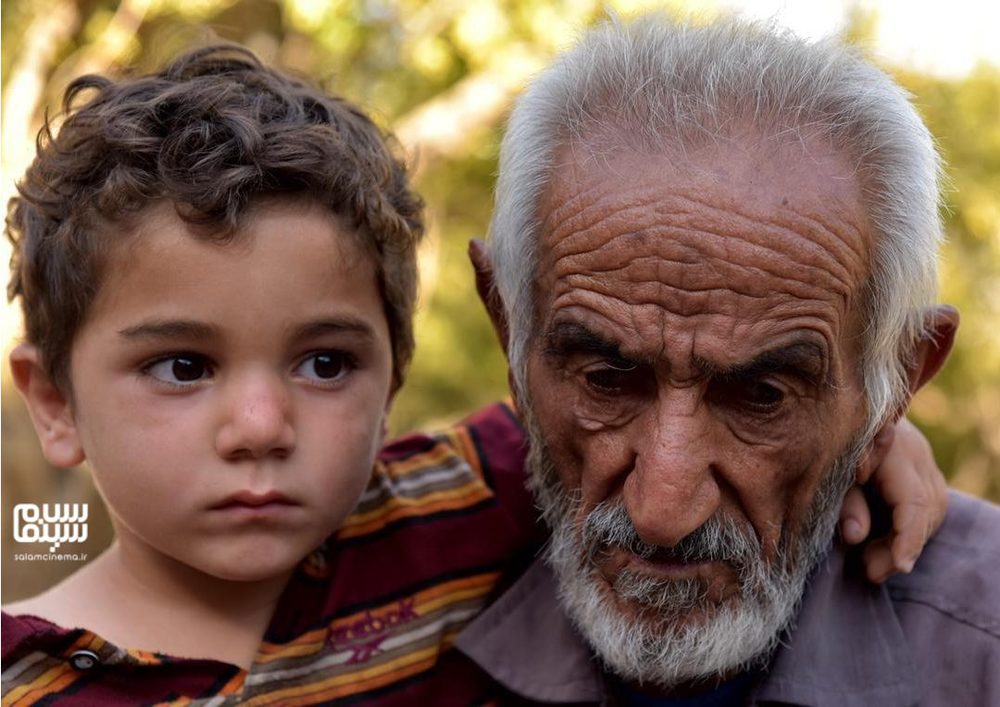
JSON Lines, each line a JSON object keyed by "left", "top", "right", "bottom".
{"left": 469, "top": 239, "right": 510, "bottom": 357}
{"left": 855, "top": 305, "right": 958, "bottom": 484}
{"left": 9, "top": 343, "right": 85, "bottom": 468}
{"left": 905, "top": 305, "right": 959, "bottom": 395}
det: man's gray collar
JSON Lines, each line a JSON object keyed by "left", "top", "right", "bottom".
{"left": 455, "top": 556, "right": 604, "bottom": 703}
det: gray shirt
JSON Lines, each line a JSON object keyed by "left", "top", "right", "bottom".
{"left": 456, "top": 491, "right": 1000, "bottom": 706}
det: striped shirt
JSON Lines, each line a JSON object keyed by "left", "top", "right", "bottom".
{"left": 2, "top": 402, "right": 543, "bottom": 705}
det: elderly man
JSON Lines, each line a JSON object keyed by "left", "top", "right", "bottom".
{"left": 455, "top": 13, "right": 1000, "bottom": 706}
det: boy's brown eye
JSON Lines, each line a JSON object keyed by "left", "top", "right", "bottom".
{"left": 313, "top": 353, "right": 343, "bottom": 379}
{"left": 144, "top": 354, "right": 212, "bottom": 386}
{"left": 295, "top": 351, "right": 355, "bottom": 383}
{"left": 173, "top": 357, "right": 206, "bottom": 381}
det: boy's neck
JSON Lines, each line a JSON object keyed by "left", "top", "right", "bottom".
{"left": 107, "top": 539, "right": 291, "bottom": 619}
{"left": 15, "top": 541, "right": 294, "bottom": 670}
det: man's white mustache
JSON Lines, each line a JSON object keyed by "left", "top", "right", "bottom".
{"left": 581, "top": 501, "right": 763, "bottom": 571}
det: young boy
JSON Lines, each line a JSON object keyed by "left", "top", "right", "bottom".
{"left": 2, "top": 45, "right": 945, "bottom": 705}
{"left": 0, "top": 43, "right": 546, "bottom": 705}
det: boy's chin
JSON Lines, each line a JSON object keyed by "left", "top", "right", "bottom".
{"left": 204, "top": 560, "right": 301, "bottom": 584}
{"left": 175, "top": 537, "right": 320, "bottom": 584}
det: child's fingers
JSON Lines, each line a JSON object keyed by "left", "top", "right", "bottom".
{"left": 871, "top": 467, "right": 928, "bottom": 577}
{"left": 888, "top": 467, "right": 948, "bottom": 574}
{"left": 839, "top": 485, "right": 871, "bottom": 545}
{"left": 869, "top": 418, "right": 949, "bottom": 579}
{"left": 863, "top": 538, "right": 896, "bottom": 584}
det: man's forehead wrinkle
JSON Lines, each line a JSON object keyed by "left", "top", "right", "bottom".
{"left": 557, "top": 275, "right": 846, "bottom": 337}
{"left": 545, "top": 287, "right": 839, "bottom": 358}
{"left": 547, "top": 280, "right": 839, "bottom": 364}
{"left": 539, "top": 171, "right": 622, "bottom": 253}
{"left": 542, "top": 186, "right": 865, "bottom": 297}
{"left": 772, "top": 200, "right": 870, "bottom": 285}
{"left": 549, "top": 222, "right": 858, "bottom": 315}
{"left": 557, "top": 232, "right": 855, "bottom": 297}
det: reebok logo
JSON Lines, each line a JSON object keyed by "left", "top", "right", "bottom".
{"left": 328, "top": 598, "right": 420, "bottom": 664}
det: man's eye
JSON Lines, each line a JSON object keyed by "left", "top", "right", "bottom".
{"left": 584, "top": 361, "right": 644, "bottom": 395}
{"left": 729, "top": 379, "right": 786, "bottom": 413}
{"left": 145, "top": 355, "right": 211, "bottom": 385}
{"left": 294, "top": 351, "right": 354, "bottom": 383}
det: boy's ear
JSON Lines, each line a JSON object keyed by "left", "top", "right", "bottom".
{"left": 469, "top": 239, "right": 509, "bottom": 357}
{"left": 855, "top": 305, "right": 959, "bottom": 483}
{"left": 9, "top": 344, "right": 85, "bottom": 468}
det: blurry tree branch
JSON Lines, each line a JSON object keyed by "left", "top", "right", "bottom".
{"left": 395, "top": 46, "right": 544, "bottom": 173}
{"left": 1, "top": 1, "right": 80, "bottom": 182}
{"left": 48, "top": 0, "right": 154, "bottom": 97}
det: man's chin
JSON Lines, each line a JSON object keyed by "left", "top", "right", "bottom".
{"left": 557, "top": 561, "right": 788, "bottom": 689}
{"left": 600, "top": 578, "right": 734, "bottom": 630}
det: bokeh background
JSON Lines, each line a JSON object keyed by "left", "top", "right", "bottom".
{"left": 3, "top": 0, "right": 998, "bottom": 602}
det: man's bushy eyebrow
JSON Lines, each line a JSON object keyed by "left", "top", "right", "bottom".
{"left": 700, "top": 342, "right": 829, "bottom": 385}
{"left": 545, "top": 321, "right": 827, "bottom": 382}
{"left": 544, "top": 321, "right": 626, "bottom": 360}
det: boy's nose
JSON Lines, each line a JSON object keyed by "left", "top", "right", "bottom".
{"left": 215, "top": 375, "right": 295, "bottom": 460}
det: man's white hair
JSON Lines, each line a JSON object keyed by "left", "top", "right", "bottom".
{"left": 489, "top": 13, "right": 943, "bottom": 437}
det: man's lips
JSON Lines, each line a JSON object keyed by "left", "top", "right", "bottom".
{"left": 599, "top": 547, "right": 739, "bottom": 587}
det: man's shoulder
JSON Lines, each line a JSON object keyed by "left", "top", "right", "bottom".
{"left": 887, "top": 491, "right": 1000, "bottom": 703}
{"left": 888, "top": 489, "right": 1000, "bottom": 635}
{"left": 761, "top": 492, "right": 1000, "bottom": 707}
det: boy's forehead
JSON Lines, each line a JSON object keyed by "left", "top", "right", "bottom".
{"left": 90, "top": 197, "right": 381, "bottom": 321}
{"left": 109, "top": 196, "right": 365, "bottom": 263}
{"left": 66, "top": 192, "right": 399, "bottom": 389}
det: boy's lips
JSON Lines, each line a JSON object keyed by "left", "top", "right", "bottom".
{"left": 210, "top": 490, "right": 299, "bottom": 510}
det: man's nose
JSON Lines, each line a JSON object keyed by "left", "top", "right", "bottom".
{"left": 215, "top": 372, "right": 295, "bottom": 460}
{"left": 622, "top": 392, "right": 721, "bottom": 548}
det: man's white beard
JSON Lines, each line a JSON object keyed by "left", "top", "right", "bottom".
{"left": 525, "top": 413, "right": 863, "bottom": 689}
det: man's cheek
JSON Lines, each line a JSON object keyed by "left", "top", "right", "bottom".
{"left": 717, "top": 424, "right": 821, "bottom": 540}
{"left": 722, "top": 391, "right": 829, "bottom": 449}
{"left": 530, "top": 390, "right": 637, "bottom": 503}
{"left": 751, "top": 442, "right": 833, "bottom": 552}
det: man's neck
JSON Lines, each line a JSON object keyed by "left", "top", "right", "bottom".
{"left": 613, "top": 670, "right": 760, "bottom": 706}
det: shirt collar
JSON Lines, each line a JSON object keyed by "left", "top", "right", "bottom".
{"left": 754, "top": 546, "right": 921, "bottom": 706}
{"left": 455, "top": 555, "right": 603, "bottom": 703}
{"left": 455, "top": 546, "right": 921, "bottom": 706}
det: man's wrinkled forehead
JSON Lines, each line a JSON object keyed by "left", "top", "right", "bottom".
{"left": 536, "top": 128, "right": 873, "bottom": 288}
{"left": 530, "top": 130, "right": 874, "bottom": 367}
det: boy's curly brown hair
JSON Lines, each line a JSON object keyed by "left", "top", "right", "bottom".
{"left": 7, "top": 44, "right": 424, "bottom": 392}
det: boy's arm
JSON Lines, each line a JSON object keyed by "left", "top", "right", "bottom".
{"left": 839, "top": 417, "right": 949, "bottom": 583}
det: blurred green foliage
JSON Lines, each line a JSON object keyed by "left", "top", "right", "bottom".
{"left": 2, "top": 0, "right": 997, "bottom": 601}
{"left": 899, "top": 66, "right": 1000, "bottom": 500}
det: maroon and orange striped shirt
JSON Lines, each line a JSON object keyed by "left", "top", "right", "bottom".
{"left": 2, "top": 402, "right": 544, "bottom": 705}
